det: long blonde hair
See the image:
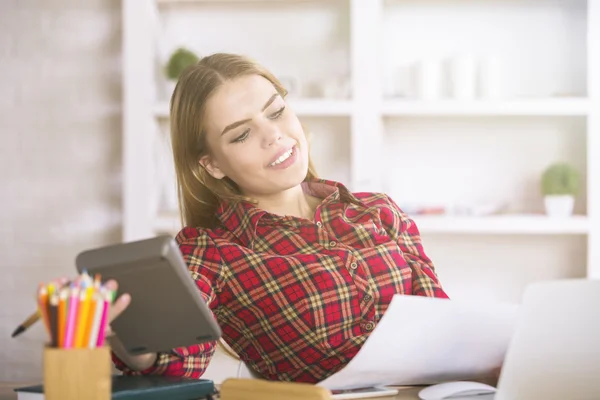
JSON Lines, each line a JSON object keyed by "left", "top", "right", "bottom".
{"left": 169, "top": 53, "right": 319, "bottom": 229}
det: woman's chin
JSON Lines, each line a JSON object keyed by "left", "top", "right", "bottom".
{"left": 269, "top": 162, "right": 310, "bottom": 190}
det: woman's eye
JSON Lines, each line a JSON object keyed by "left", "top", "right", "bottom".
{"left": 233, "top": 129, "right": 250, "bottom": 143}
{"left": 270, "top": 106, "right": 285, "bottom": 120}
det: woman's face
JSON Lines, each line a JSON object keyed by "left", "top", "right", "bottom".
{"left": 200, "top": 74, "right": 309, "bottom": 198}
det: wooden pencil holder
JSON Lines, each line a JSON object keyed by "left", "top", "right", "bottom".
{"left": 43, "top": 346, "right": 112, "bottom": 400}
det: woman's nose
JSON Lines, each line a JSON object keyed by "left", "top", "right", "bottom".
{"left": 261, "top": 124, "right": 282, "bottom": 147}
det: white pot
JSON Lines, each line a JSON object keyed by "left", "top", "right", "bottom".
{"left": 448, "top": 54, "right": 477, "bottom": 100}
{"left": 413, "top": 59, "right": 443, "bottom": 100}
{"left": 544, "top": 195, "right": 574, "bottom": 217}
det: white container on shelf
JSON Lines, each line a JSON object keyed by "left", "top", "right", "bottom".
{"left": 413, "top": 58, "right": 443, "bottom": 100}
{"left": 479, "top": 55, "right": 506, "bottom": 99}
{"left": 448, "top": 54, "right": 477, "bottom": 100}
{"left": 544, "top": 195, "right": 575, "bottom": 218}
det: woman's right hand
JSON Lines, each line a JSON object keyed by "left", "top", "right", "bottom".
{"left": 103, "top": 279, "right": 158, "bottom": 371}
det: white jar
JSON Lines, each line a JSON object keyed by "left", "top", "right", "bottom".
{"left": 479, "top": 55, "right": 505, "bottom": 99}
{"left": 448, "top": 54, "right": 477, "bottom": 100}
{"left": 413, "top": 59, "right": 442, "bottom": 100}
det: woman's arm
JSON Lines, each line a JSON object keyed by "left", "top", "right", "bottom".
{"left": 379, "top": 194, "right": 449, "bottom": 299}
{"left": 111, "top": 341, "right": 216, "bottom": 378}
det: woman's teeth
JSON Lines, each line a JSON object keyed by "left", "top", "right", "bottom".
{"left": 271, "top": 148, "right": 293, "bottom": 166}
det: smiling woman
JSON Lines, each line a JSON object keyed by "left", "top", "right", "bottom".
{"left": 198, "top": 74, "right": 311, "bottom": 204}
{"left": 108, "top": 53, "right": 449, "bottom": 383}
{"left": 169, "top": 54, "right": 320, "bottom": 228}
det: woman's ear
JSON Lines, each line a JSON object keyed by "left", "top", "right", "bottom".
{"left": 199, "top": 155, "right": 226, "bottom": 180}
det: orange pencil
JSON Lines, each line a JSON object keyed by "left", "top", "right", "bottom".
{"left": 37, "top": 285, "right": 51, "bottom": 338}
{"left": 82, "top": 288, "right": 98, "bottom": 346}
{"left": 57, "top": 288, "right": 68, "bottom": 348}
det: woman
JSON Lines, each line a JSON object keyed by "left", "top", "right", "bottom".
{"left": 107, "top": 53, "right": 449, "bottom": 383}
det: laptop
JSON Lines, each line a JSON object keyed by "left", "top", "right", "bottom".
{"left": 493, "top": 278, "right": 600, "bottom": 400}
{"left": 420, "top": 278, "right": 600, "bottom": 400}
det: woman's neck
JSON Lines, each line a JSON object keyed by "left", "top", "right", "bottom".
{"left": 252, "top": 184, "right": 321, "bottom": 221}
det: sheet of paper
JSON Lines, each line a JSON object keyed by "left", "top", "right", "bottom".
{"left": 317, "top": 294, "right": 520, "bottom": 391}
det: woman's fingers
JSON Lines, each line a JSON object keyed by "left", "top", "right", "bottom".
{"left": 109, "top": 293, "right": 131, "bottom": 322}
{"left": 106, "top": 279, "right": 131, "bottom": 325}
{"left": 104, "top": 279, "right": 118, "bottom": 292}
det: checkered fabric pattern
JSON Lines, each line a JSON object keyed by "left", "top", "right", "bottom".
{"left": 112, "top": 178, "right": 449, "bottom": 382}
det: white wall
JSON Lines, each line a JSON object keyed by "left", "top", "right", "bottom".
{"left": 0, "top": 0, "right": 122, "bottom": 381}
{"left": 383, "top": 116, "right": 587, "bottom": 214}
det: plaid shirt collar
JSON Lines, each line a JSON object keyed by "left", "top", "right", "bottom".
{"left": 216, "top": 178, "right": 365, "bottom": 248}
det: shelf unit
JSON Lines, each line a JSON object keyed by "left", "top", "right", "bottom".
{"left": 153, "top": 211, "right": 589, "bottom": 236}
{"left": 382, "top": 98, "right": 590, "bottom": 117}
{"left": 412, "top": 214, "right": 589, "bottom": 235}
{"left": 153, "top": 99, "right": 354, "bottom": 118}
{"left": 122, "top": 0, "right": 600, "bottom": 281}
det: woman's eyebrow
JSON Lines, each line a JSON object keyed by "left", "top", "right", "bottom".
{"left": 221, "top": 93, "right": 280, "bottom": 136}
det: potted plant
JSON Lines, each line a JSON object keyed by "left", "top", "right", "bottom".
{"left": 540, "top": 162, "right": 580, "bottom": 217}
{"left": 164, "top": 47, "right": 199, "bottom": 96}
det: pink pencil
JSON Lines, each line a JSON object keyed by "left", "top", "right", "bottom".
{"left": 96, "top": 291, "right": 111, "bottom": 347}
{"left": 63, "top": 286, "right": 80, "bottom": 348}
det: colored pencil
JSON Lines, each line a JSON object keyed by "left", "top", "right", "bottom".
{"left": 57, "top": 288, "right": 68, "bottom": 347}
{"left": 37, "top": 285, "right": 51, "bottom": 338}
{"left": 47, "top": 293, "right": 59, "bottom": 347}
{"left": 18, "top": 273, "right": 113, "bottom": 349}
{"left": 63, "top": 286, "right": 80, "bottom": 349}
{"left": 96, "top": 290, "right": 111, "bottom": 347}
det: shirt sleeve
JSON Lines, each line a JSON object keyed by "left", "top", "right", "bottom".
{"left": 111, "top": 227, "right": 222, "bottom": 378}
{"left": 380, "top": 194, "right": 450, "bottom": 299}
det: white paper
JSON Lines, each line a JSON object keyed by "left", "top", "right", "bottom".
{"left": 317, "top": 294, "right": 520, "bottom": 391}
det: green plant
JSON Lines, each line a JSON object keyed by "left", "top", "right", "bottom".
{"left": 541, "top": 162, "right": 580, "bottom": 196}
{"left": 165, "top": 47, "right": 199, "bottom": 80}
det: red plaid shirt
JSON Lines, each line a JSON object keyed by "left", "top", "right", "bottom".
{"left": 112, "top": 179, "right": 448, "bottom": 382}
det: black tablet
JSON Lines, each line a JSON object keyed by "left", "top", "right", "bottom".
{"left": 75, "top": 235, "right": 222, "bottom": 355}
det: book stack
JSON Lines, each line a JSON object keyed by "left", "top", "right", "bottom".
{"left": 15, "top": 375, "right": 217, "bottom": 400}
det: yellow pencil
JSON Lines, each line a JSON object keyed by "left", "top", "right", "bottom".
{"left": 74, "top": 285, "right": 93, "bottom": 348}
{"left": 82, "top": 289, "right": 98, "bottom": 346}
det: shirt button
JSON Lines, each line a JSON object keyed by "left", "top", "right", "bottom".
{"left": 364, "top": 322, "right": 375, "bottom": 331}
{"left": 329, "top": 241, "right": 337, "bottom": 247}
{"left": 364, "top": 294, "right": 371, "bottom": 301}
{"left": 316, "top": 221, "right": 322, "bottom": 227}
{"left": 350, "top": 262, "right": 358, "bottom": 269}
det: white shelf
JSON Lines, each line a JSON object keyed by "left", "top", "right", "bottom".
{"left": 153, "top": 98, "right": 353, "bottom": 119}
{"left": 382, "top": 98, "right": 590, "bottom": 117}
{"left": 157, "top": 0, "right": 318, "bottom": 3}
{"left": 156, "top": 97, "right": 589, "bottom": 118}
{"left": 412, "top": 214, "right": 589, "bottom": 235}
{"left": 153, "top": 212, "right": 589, "bottom": 235}
{"left": 289, "top": 99, "right": 353, "bottom": 116}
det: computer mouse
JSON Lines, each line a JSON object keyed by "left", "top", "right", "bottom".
{"left": 418, "top": 381, "right": 497, "bottom": 400}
